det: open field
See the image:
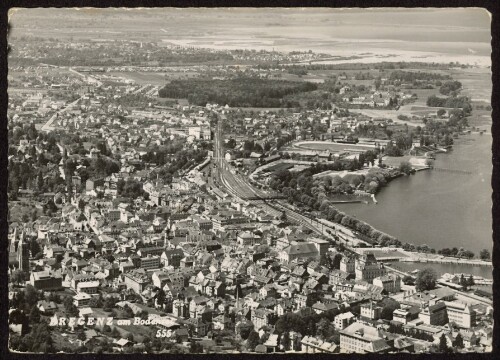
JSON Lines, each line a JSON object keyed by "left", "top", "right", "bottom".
{"left": 409, "top": 88, "right": 440, "bottom": 107}
{"left": 265, "top": 162, "right": 295, "bottom": 172}
{"left": 293, "top": 141, "right": 376, "bottom": 152}
{"left": 383, "top": 155, "right": 428, "bottom": 168}
{"left": 467, "top": 102, "right": 491, "bottom": 130}
{"left": 106, "top": 71, "right": 169, "bottom": 85}
{"left": 449, "top": 67, "right": 492, "bottom": 103}
{"left": 238, "top": 107, "right": 286, "bottom": 113}
{"left": 106, "top": 71, "right": 199, "bottom": 85}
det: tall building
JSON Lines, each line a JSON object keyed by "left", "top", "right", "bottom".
{"left": 17, "top": 230, "right": 30, "bottom": 273}
{"left": 444, "top": 301, "right": 476, "bottom": 329}
{"left": 340, "top": 255, "right": 356, "bottom": 274}
{"left": 9, "top": 226, "right": 18, "bottom": 253}
{"left": 355, "top": 253, "right": 386, "bottom": 283}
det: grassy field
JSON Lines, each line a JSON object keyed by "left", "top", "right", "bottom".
{"left": 341, "top": 79, "right": 373, "bottom": 87}
{"left": 238, "top": 107, "right": 286, "bottom": 113}
{"left": 410, "top": 88, "right": 440, "bottom": 107}
{"left": 383, "top": 155, "right": 414, "bottom": 167}
{"left": 295, "top": 141, "right": 376, "bottom": 152}
{"left": 107, "top": 71, "right": 167, "bottom": 85}
{"left": 467, "top": 101, "right": 491, "bottom": 129}
{"left": 449, "top": 67, "right": 491, "bottom": 103}
{"left": 265, "top": 162, "right": 295, "bottom": 172}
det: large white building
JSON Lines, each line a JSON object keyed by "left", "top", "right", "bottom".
{"left": 335, "top": 311, "right": 356, "bottom": 330}
{"left": 444, "top": 301, "right": 476, "bottom": 329}
{"left": 355, "top": 253, "right": 386, "bottom": 283}
{"left": 340, "top": 322, "right": 392, "bottom": 353}
{"left": 373, "top": 274, "right": 401, "bottom": 293}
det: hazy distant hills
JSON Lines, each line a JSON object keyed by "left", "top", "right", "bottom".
{"left": 9, "top": 8, "right": 491, "bottom": 65}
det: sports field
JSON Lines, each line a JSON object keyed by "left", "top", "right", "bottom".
{"left": 294, "top": 141, "right": 376, "bottom": 152}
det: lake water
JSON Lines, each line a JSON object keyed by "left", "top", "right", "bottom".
{"left": 336, "top": 133, "right": 493, "bottom": 254}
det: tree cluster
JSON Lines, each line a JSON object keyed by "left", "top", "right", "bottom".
{"left": 438, "top": 247, "right": 475, "bottom": 259}
{"left": 439, "top": 81, "right": 462, "bottom": 96}
{"left": 415, "top": 268, "right": 437, "bottom": 291}
{"left": 158, "top": 77, "right": 318, "bottom": 107}
{"left": 117, "top": 178, "right": 147, "bottom": 199}
{"left": 426, "top": 95, "right": 472, "bottom": 115}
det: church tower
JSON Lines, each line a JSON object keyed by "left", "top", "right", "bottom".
{"left": 17, "top": 230, "right": 30, "bottom": 273}
{"left": 9, "top": 226, "right": 18, "bottom": 253}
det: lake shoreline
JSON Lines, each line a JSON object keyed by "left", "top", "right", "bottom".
{"left": 336, "top": 131, "right": 492, "bottom": 253}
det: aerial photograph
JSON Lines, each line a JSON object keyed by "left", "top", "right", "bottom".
{"left": 6, "top": 7, "right": 493, "bottom": 354}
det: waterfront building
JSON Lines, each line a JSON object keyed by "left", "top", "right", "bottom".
{"left": 355, "top": 253, "right": 386, "bottom": 283}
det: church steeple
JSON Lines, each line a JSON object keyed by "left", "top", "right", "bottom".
{"left": 9, "top": 226, "right": 18, "bottom": 253}
{"left": 17, "top": 230, "right": 30, "bottom": 273}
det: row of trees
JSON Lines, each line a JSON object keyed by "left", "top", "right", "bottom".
{"left": 437, "top": 247, "right": 476, "bottom": 259}
{"left": 384, "top": 134, "right": 414, "bottom": 156}
{"left": 389, "top": 70, "right": 452, "bottom": 83}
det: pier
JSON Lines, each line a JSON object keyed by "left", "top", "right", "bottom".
{"left": 329, "top": 199, "right": 365, "bottom": 204}
{"left": 400, "top": 257, "right": 492, "bottom": 267}
{"left": 431, "top": 167, "right": 473, "bottom": 175}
